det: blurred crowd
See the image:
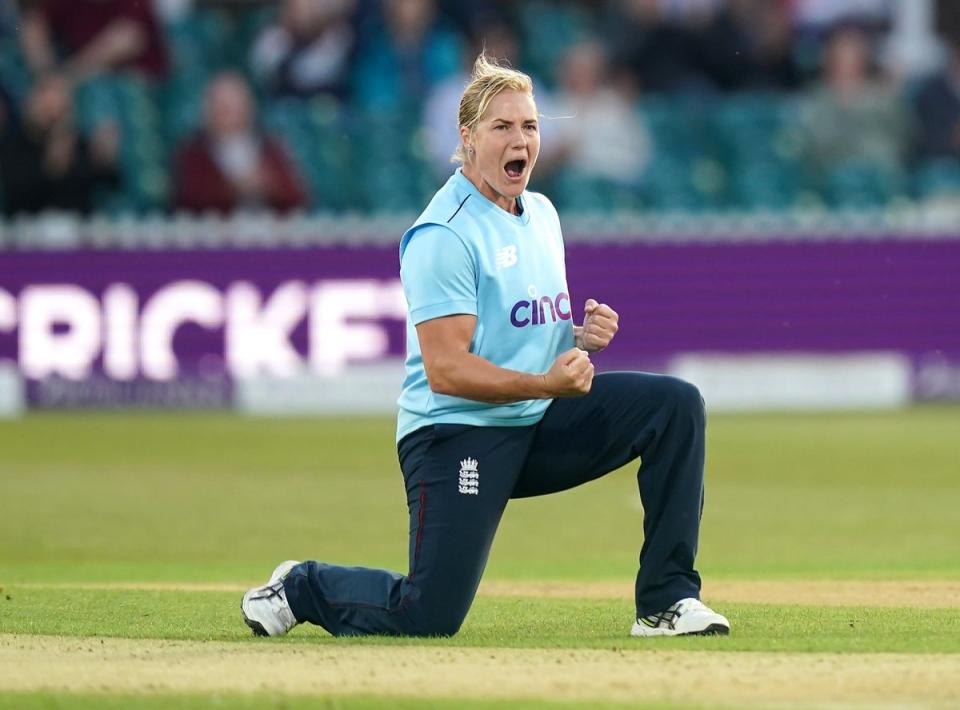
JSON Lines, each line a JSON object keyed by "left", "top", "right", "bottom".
{"left": 2, "top": 0, "right": 960, "bottom": 217}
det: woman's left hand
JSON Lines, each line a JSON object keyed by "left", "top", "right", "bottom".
{"left": 574, "top": 299, "right": 619, "bottom": 353}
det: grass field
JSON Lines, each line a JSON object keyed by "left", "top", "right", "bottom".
{"left": 1, "top": 408, "right": 959, "bottom": 708}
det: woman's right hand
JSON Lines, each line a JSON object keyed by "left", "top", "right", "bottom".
{"left": 543, "top": 348, "right": 594, "bottom": 397}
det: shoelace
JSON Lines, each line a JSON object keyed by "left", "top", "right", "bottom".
{"left": 249, "top": 581, "right": 286, "bottom": 604}
{"left": 640, "top": 598, "right": 706, "bottom": 629}
{"left": 676, "top": 598, "right": 709, "bottom": 614}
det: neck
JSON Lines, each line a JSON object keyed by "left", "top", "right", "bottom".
{"left": 461, "top": 164, "right": 518, "bottom": 214}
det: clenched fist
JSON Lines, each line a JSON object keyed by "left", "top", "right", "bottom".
{"left": 543, "top": 348, "right": 594, "bottom": 397}
{"left": 574, "top": 299, "right": 619, "bottom": 353}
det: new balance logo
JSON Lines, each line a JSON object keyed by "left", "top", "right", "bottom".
{"left": 458, "top": 457, "right": 479, "bottom": 495}
{"left": 495, "top": 245, "right": 518, "bottom": 270}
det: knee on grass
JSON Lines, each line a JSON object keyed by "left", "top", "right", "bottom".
{"left": 405, "top": 610, "right": 466, "bottom": 637}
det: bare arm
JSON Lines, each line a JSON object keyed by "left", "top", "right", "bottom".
{"left": 416, "top": 314, "right": 593, "bottom": 403}
{"left": 20, "top": 9, "right": 57, "bottom": 75}
{"left": 20, "top": 10, "right": 146, "bottom": 81}
{"left": 63, "top": 19, "right": 147, "bottom": 81}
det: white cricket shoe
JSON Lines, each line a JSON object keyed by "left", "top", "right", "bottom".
{"left": 241, "top": 560, "right": 301, "bottom": 637}
{"left": 631, "top": 598, "right": 730, "bottom": 637}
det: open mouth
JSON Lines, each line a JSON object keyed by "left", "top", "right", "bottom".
{"left": 504, "top": 159, "right": 527, "bottom": 181}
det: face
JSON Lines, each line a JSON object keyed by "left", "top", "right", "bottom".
{"left": 27, "top": 75, "right": 72, "bottom": 129}
{"left": 205, "top": 74, "right": 253, "bottom": 137}
{"left": 562, "top": 42, "right": 605, "bottom": 95}
{"left": 827, "top": 29, "right": 869, "bottom": 87}
{"left": 386, "top": 0, "right": 432, "bottom": 38}
{"left": 285, "top": 0, "right": 349, "bottom": 35}
{"left": 460, "top": 90, "right": 540, "bottom": 212}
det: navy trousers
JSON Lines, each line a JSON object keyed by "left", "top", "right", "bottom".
{"left": 284, "top": 372, "right": 706, "bottom": 636}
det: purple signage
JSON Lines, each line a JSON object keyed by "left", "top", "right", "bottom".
{"left": 1, "top": 238, "right": 959, "bottom": 406}
{"left": 564, "top": 239, "right": 960, "bottom": 361}
{"left": 0, "top": 248, "right": 407, "bottom": 387}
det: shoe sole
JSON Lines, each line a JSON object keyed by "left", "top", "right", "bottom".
{"left": 240, "top": 596, "right": 270, "bottom": 637}
{"left": 631, "top": 622, "right": 730, "bottom": 638}
{"left": 242, "top": 612, "right": 269, "bottom": 637}
{"left": 686, "top": 623, "right": 729, "bottom": 636}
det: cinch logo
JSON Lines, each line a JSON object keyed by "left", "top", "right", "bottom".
{"left": 510, "top": 286, "right": 571, "bottom": 328}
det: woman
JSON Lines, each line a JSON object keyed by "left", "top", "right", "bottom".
{"left": 172, "top": 72, "right": 307, "bottom": 215}
{"left": 241, "top": 53, "right": 729, "bottom": 638}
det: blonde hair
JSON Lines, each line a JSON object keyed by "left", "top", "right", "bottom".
{"left": 453, "top": 52, "right": 535, "bottom": 164}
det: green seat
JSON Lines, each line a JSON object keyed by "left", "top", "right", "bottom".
{"left": 72, "top": 76, "right": 168, "bottom": 213}
{"left": 825, "top": 161, "right": 906, "bottom": 209}
{"left": 551, "top": 172, "right": 634, "bottom": 213}
{"left": 0, "top": 36, "right": 30, "bottom": 99}
{"left": 158, "top": 71, "right": 209, "bottom": 148}
{"left": 726, "top": 155, "right": 807, "bottom": 210}
{"left": 913, "top": 159, "right": 960, "bottom": 199}
{"left": 517, "top": 0, "right": 592, "bottom": 86}
{"left": 640, "top": 97, "right": 705, "bottom": 162}
{"left": 713, "top": 99, "right": 781, "bottom": 162}
{"left": 710, "top": 94, "right": 805, "bottom": 210}
{"left": 163, "top": 10, "right": 231, "bottom": 72}
{"left": 640, "top": 155, "right": 702, "bottom": 211}
{"left": 351, "top": 109, "right": 432, "bottom": 213}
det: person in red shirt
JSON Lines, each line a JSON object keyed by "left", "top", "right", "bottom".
{"left": 172, "top": 71, "right": 308, "bottom": 214}
{"left": 20, "top": 0, "right": 169, "bottom": 81}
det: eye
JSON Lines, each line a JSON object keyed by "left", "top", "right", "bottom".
{"left": 524, "top": 123, "right": 538, "bottom": 132}
{"left": 495, "top": 124, "right": 508, "bottom": 130}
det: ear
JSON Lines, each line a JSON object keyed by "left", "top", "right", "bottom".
{"left": 459, "top": 125, "right": 473, "bottom": 157}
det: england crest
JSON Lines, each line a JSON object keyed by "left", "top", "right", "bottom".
{"left": 458, "top": 457, "right": 479, "bottom": 495}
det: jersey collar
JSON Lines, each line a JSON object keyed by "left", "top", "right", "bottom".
{"left": 453, "top": 169, "right": 532, "bottom": 226}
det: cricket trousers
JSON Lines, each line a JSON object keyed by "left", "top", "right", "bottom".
{"left": 283, "top": 371, "right": 706, "bottom": 636}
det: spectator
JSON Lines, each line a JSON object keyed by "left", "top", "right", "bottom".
{"left": 250, "top": 0, "right": 356, "bottom": 99}
{"left": 792, "top": 0, "right": 892, "bottom": 36}
{"left": 0, "top": 0, "right": 16, "bottom": 38}
{"left": 913, "top": 40, "right": 960, "bottom": 162}
{"left": 606, "top": 0, "right": 701, "bottom": 94}
{"left": 881, "top": 0, "right": 944, "bottom": 81}
{"left": 694, "top": 0, "right": 802, "bottom": 92}
{"left": 172, "top": 72, "right": 307, "bottom": 214}
{"left": 936, "top": 0, "right": 960, "bottom": 42}
{"left": 0, "top": 73, "right": 119, "bottom": 215}
{"left": 19, "top": 0, "right": 169, "bottom": 81}
{"left": 797, "top": 25, "right": 908, "bottom": 177}
{"left": 0, "top": 81, "right": 15, "bottom": 136}
{"left": 352, "top": 0, "right": 462, "bottom": 111}
{"left": 434, "top": 0, "right": 512, "bottom": 37}
{"left": 552, "top": 41, "right": 651, "bottom": 187}
{"left": 511, "top": 0, "right": 597, "bottom": 85}
{"left": 660, "top": 0, "right": 725, "bottom": 19}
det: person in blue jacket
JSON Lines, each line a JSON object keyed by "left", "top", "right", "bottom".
{"left": 242, "top": 52, "right": 730, "bottom": 639}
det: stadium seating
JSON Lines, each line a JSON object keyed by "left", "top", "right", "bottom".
{"left": 3, "top": 5, "right": 957, "bottom": 219}
{"left": 74, "top": 76, "right": 168, "bottom": 212}
{"left": 913, "top": 158, "right": 960, "bottom": 201}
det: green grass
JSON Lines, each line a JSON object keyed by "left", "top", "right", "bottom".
{"left": 1, "top": 408, "right": 958, "bottom": 584}
{"left": 1, "top": 408, "right": 959, "bottom": 707}
{"left": 1, "top": 588, "right": 958, "bottom": 654}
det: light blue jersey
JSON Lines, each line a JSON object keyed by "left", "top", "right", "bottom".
{"left": 397, "top": 169, "right": 575, "bottom": 442}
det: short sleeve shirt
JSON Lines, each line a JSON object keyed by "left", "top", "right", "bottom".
{"left": 396, "top": 170, "right": 575, "bottom": 441}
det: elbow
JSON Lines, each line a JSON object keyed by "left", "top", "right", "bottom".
{"left": 426, "top": 371, "right": 457, "bottom": 397}
{"left": 424, "top": 359, "right": 458, "bottom": 397}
